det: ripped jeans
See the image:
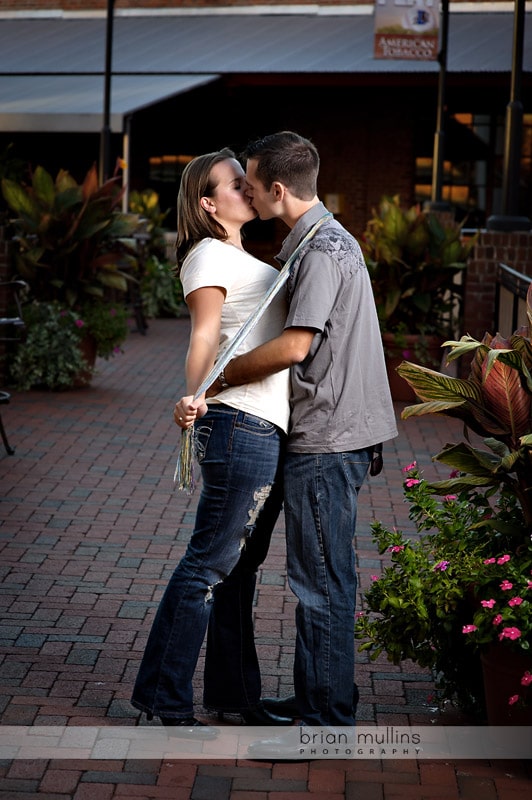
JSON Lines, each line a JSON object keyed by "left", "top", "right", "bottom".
{"left": 131, "top": 404, "right": 285, "bottom": 720}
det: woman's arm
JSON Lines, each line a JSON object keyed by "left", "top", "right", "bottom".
{"left": 174, "top": 285, "right": 225, "bottom": 428}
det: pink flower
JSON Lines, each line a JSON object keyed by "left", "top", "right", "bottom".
{"left": 500, "top": 580, "right": 513, "bottom": 591}
{"left": 462, "top": 625, "right": 477, "bottom": 634}
{"left": 355, "top": 611, "right": 365, "bottom": 618}
{"left": 521, "top": 671, "right": 532, "bottom": 687}
{"left": 389, "top": 545, "right": 405, "bottom": 553}
{"left": 527, "top": 581, "right": 532, "bottom": 590}
{"left": 481, "top": 599, "right": 496, "bottom": 608}
{"left": 508, "top": 597, "right": 523, "bottom": 607}
{"left": 370, "top": 575, "right": 379, "bottom": 582}
{"left": 405, "top": 478, "right": 420, "bottom": 488}
{"left": 443, "top": 495, "right": 457, "bottom": 502}
{"left": 499, "top": 627, "right": 521, "bottom": 641}
{"left": 433, "top": 560, "right": 450, "bottom": 572}
{"left": 402, "top": 461, "right": 417, "bottom": 472}
{"left": 449, "top": 469, "right": 460, "bottom": 478}
{"left": 508, "top": 695, "right": 520, "bottom": 706}
{"left": 497, "top": 554, "right": 511, "bottom": 565}
{"left": 75, "top": 319, "right": 85, "bottom": 328}
{"left": 484, "top": 558, "right": 496, "bottom": 565}
{"left": 492, "top": 614, "right": 503, "bottom": 626}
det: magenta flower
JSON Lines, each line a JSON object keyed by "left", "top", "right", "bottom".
{"left": 389, "top": 545, "right": 405, "bottom": 553}
{"left": 508, "top": 695, "right": 520, "bottom": 706}
{"left": 433, "top": 560, "right": 450, "bottom": 572}
{"left": 370, "top": 575, "right": 379, "bottom": 582}
{"left": 449, "top": 469, "right": 460, "bottom": 478}
{"left": 484, "top": 558, "right": 496, "bottom": 565}
{"left": 443, "top": 495, "right": 457, "bottom": 502}
{"left": 462, "top": 625, "right": 477, "bottom": 634}
{"left": 402, "top": 461, "right": 417, "bottom": 472}
{"left": 497, "top": 554, "right": 511, "bottom": 565}
{"left": 492, "top": 614, "right": 503, "bottom": 626}
{"left": 521, "top": 671, "right": 532, "bottom": 687}
{"left": 499, "top": 627, "right": 521, "bottom": 641}
{"left": 481, "top": 599, "right": 496, "bottom": 608}
{"left": 500, "top": 580, "right": 513, "bottom": 591}
{"left": 75, "top": 319, "right": 85, "bottom": 328}
{"left": 508, "top": 596, "right": 523, "bottom": 607}
{"left": 527, "top": 581, "right": 532, "bottom": 590}
{"left": 355, "top": 611, "right": 365, "bottom": 618}
{"left": 405, "top": 478, "right": 420, "bottom": 487}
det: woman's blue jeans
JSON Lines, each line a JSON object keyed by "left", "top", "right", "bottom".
{"left": 131, "top": 405, "right": 284, "bottom": 719}
{"left": 283, "top": 448, "right": 371, "bottom": 726}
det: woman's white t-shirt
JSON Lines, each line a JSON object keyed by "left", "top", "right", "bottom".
{"left": 180, "top": 238, "right": 290, "bottom": 433}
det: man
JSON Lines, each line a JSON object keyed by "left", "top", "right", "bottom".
{"left": 195, "top": 131, "right": 397, "bottom": 739}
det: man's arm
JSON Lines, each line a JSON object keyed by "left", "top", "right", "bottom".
{"left": 210, "top": 327, "right": 316, "bottom": 394}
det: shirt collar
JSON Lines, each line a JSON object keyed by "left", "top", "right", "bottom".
{"left": 276, "top": 201, "right": 329, "bottom": 265}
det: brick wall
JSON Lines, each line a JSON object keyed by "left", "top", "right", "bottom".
{"left": 463, "top": 230, "right": 532, "bottom": 340}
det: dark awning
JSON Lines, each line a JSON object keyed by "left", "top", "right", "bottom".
{"left": 0, "top": 10, "right": 529, "bottom": 133}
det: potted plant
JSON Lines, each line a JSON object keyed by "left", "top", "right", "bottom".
{"left": 357, "top": 283, "right": 532, "bottom": 723}
{"left": 355, "top": 464, "right": 525, "bottom": 718}
{"left": 1, "top": 162, "right": 140, "bottom": 386}
{"left": 7, "top": 300, "right": 129, "bottom": 390}
{"left": 361, "top": 195, "right": 476, "bottom": 400}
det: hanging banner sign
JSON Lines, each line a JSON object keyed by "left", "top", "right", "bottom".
{"left": 374, "top": 0, "right": 440, "bottom": 61}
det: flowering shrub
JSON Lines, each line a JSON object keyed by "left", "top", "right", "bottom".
{"left": 355, "top": 463, "right": 531, "bottom": 716}
{"left": 8, "top": 300, "right": 129, "bottom": 389}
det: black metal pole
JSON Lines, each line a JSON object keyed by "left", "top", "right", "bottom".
{"left": 428, "top": 0, "right": 451, "bottom": 212}
{"left": 487, "top": 0, "right": 531, "bottom": 231}
{"left": 99, "top": 0, "right": 115, "bottom": 184}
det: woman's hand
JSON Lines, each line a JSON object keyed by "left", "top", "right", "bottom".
{"left": 173, "top": 396, "right": 208, "bottom": 429}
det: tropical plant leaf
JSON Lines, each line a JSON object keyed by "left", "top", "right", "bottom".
{"left": 433, "top": 441, "right": 501, "bottom": 476}
{"left": 481, "top": 349, "right": 531, "bottom": 439}
{"left": 32, "top": 165, "right": 55, "bottom": 207}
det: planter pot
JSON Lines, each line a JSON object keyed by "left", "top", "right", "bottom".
{"left": 73, "top": 334, "right": 97, "bottom": 388}
{"left": 480, "top": 645, "right": 532, "bottom": 725}
{"left": 382, "top": 332, "right": 444, "bottom": 402}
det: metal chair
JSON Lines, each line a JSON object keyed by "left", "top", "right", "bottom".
{"left": 0, "top": 280, "right": 28, "bottom": 455}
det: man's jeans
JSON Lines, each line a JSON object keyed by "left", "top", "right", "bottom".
{"left": 131, "top": 405, "right": 284, "bottom": 719}
{"left": 283, "top": 449, "right": 371, "bottom": 726}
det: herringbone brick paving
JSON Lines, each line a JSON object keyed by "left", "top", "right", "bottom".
{"left": 0, "top": 318, "right": 530, "bottom": 798}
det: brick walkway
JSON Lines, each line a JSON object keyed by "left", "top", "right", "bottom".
{"left": 1, "top": 318, "right": 530, "bottom": 799}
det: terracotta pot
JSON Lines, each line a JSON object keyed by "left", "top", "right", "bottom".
{"left": 382, "top": 332, "right": 444, "bottom": 402}
{"left": 73, "top": 334, "right": 97, "bottom": 387}
{"left": 480, "top": 645, "right": 532, "bottom": 725}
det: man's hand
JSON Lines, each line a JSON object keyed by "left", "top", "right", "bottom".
{"left": 173, "top": 396, "right": 207, "bottom": 429}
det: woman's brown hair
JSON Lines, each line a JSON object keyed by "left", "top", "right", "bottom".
{"left": 175, "top": 148, "right": 235, "bottom": 269}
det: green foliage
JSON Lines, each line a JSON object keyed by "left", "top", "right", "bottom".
{"left": 397, "top": 283, "right": 532, "bottom": 530}
{"left": 1, "top": 163, "right": 140, "bottom": 308}
{"left": 129, "top": 188, "right": 170, "bottom": 261}
{"left": 7, "top": 300, "right": 129, "bottom": 390}
{"left": 140, "top": 255, "right": 184, "bottom": 319}
{"left": 79, "top": 301, "right": 129, "bottom": 359}
{"left": 8, "top": 301, "right": 88, "bottom": 390}
{"left": 361, "top": 195, "right": 476, "bottom": 338}
{"left": 355, "top": 464, "right": 530, "bottom": 716}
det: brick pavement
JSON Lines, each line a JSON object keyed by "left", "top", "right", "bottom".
{"left": 0, "top": 318, "right": 531, "bottom": 798}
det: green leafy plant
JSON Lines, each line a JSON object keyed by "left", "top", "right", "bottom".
{"left": 79, "top": 301, "right": 129, "bottom": 359}
{"left": 1, "top": 163, "right": 140, "bottom": 307}
{"left": 360, "top": 283, "right": 532, "bottom": 715}
{"left": 140, "top": 254, "right": 184, "bottom": 319}
{"left": 8, "top": 300, "right": 129, "bottom": 390}
{"left": 397, "top": 282, "right": 532, "bottom": 530}
{"left": 361, "top": 194, "right": 476, "bottom": 340}
{"left": 9, "top": 301, "right": 88, "bottom": 390}
{"left": 356, "top": 464, "right": 495, "bottom": 715}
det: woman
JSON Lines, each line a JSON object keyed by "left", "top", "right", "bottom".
{"left": 131, "top": 149, "right": 291, "bottom": 739}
